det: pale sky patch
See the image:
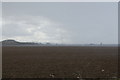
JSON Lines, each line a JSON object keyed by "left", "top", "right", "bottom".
{"left": 2, "top": 16, "right": 70, "bottom": 43}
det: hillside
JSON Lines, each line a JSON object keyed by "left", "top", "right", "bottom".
{"left": 1, "top": 39, "right": 40, "bottom": 46}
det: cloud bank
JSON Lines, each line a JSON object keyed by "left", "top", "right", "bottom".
{"left": 2, "top": 16, "right": 70, "bottom": 43}
{"left": 2, "top": 2, "right": 118, "bottom": 44}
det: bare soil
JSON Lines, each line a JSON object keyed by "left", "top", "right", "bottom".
{"left": 2, "top": 46, "right": 118, "bottom": 78}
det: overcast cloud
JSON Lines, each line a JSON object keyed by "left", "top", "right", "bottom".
{"left": 0, "top": 2, "right": 2, "bottom": 41}
{"left": 2, "top": 2, "right": 118, "bottom": 44}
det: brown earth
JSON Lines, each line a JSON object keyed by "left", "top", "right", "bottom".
{"left": 2, "top": 46, "right": 118, "bottom": 78}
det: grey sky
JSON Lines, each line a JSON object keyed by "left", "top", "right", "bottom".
{"left": 2, "top": 2, "right": 118, "bottom": 44}
{"left": 2, "top": 0, "right": 119, "bottom": 2}
{"left": 0, "top": 2, "right": 1, "bottom": 40}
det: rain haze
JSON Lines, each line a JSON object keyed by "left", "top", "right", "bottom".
{"left": 2, "top": 2, "right": 118, "bottom": 44}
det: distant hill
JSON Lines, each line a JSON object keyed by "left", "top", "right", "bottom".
{"left": 1, "top": 39, "right": 118, "bottom": 47}
{"left": 1, "top": 39, "right": 40, "bottom": 46}
{"left": 2, "top": 40, "right": 20, "bottom": 45}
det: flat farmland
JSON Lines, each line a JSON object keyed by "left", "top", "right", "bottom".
{"left": 2, "top": 46, "right": 118, "bottom": 78}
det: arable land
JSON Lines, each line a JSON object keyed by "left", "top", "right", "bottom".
{"left": 2, "top": 46, "right": 118, "bottom": 78}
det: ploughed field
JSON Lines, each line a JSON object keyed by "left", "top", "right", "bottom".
{"left": 2, "top": 46, "right": 118, "bottom": 78}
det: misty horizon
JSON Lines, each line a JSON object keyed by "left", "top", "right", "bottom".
{"left": 1, "top": 39, "right": 118, "bottom": 45}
